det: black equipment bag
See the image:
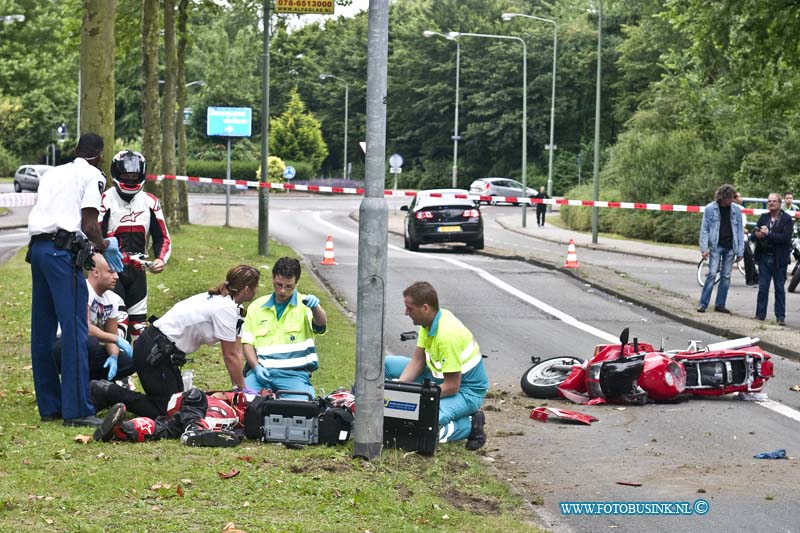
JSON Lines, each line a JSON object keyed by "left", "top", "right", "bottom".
{"left": 244, "top": 391, "right": 320, "bottom": 444}
{"left": 318, "top": 405, "right": 354, "bottom": 445}
{"left": 383, "top": 379, "right": 440, "bottom": 456}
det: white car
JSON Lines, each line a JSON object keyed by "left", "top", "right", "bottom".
{"left": 469, "top": 177, "right": 537, "bottom": 205}
{"left": 13, "top": 164, "right": 54, "bottom": 192}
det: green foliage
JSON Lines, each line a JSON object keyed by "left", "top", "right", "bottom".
{"left": 0, "top": 142, "right": 19, "bottom": 176}
{"left": 185, "top": 159, "right": 260, "bottom": 181}
{"left": 255, "top": 155, "right": 287, "bottom": 183}
{"left": 269, "top": 88, "right": 328, "bottom": 176}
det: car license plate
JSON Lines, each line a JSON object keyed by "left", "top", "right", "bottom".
{"left": 438, "top": 226, "right": 461, "bottom": 233}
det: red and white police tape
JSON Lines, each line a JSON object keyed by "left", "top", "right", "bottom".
{"left": 0, "top": 173, "right": 783, "bottom": 217}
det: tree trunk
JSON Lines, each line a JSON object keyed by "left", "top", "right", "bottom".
{"left": 80, "top": 0, "right": 116, "bottom": 177}
{"left": 161, "top": 0, "right": 180, "bottom": 229}
{"left": 141, "top": 0, "right": 162, "bottom": 198}
{"left": 176, "top": 0, "right": 189, "bottom": 224}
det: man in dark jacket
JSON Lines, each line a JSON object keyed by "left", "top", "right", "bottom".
{"left": 752, "top": 193, "right": 794, "bottom": 325}
{"left": 535, "top": 186, "right": 549, "bottom": 227}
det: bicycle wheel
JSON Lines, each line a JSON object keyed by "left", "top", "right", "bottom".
{"left": 697, "top": 259, "right": 709, "bottom": 287}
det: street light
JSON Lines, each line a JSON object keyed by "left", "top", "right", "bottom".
{"left": 449, "top": 31, "right": 529, "bottom": 227}
{"left": 501, "top": 12, "right": 557, "bottom": 203}
{"left": 589, "top": 1, "right": 602, "bottom": 244}
{"left": 319, "top": 73, "right": 350, "bottom": 180}
{"left": 423, "top": 30, "right": 460, "bottom": 188}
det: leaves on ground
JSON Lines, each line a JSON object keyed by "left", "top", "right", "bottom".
{"left": 218, "top": 469, "right": 239, "bottom": 479}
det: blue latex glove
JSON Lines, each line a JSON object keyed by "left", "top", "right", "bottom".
{"left": 254, "top": 365, "right": 271, "bottom": 385}
{"left": 116, "top": 335, "right": 133, "bottom": 358}
{"left": 103, "top": 237, "right": 125, "bottom": 273}
{"left": 302, "top": 294, "right": 320, "bottom": 309}
{"left": 103, "top": 356, "right": 118, "bottom": 381}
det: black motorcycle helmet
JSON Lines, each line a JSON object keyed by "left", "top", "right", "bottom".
{"left": 110, "top": 150, "right": 146, "bottom": 202}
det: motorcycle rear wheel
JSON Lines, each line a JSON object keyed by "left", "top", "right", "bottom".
{"left": 520, "top": 356, "right": 584, "bottom": 398}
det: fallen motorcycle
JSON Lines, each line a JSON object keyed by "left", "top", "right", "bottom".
{"left": 520, "top": 328, "right": 773, "bottom": 404}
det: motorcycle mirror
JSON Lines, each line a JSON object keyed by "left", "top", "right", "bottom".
{"left": 619, "top": 327, "right": 630, "bottom": 347}
{"left": 633, "top": 337, "right": 639, "bottom": 352}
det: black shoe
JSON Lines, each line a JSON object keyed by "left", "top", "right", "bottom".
{"left": 746, "top": 281, "right": 758, "bottom": 287}
{"left": 181, "top": 429, "right": 240, "bottom": 448}
{"left": 40, "top": 412, "right": 62, "bottom": 422}
{"left": 714, "top": 306, "right": 731, "bottom": 314}
{"left": 90, "top": 379, "right": 113, "bottom": 412}
{"left": 777, "top": 319, "right": 786, "bottom": 326}
{"left": 754, "top": 315, "right": 765, "bottom": 321}
{"left": 283, "top": 442, "right": 306, "bottom": 450}
{"left": 696, "top": 306, "right": 707, "bottom": 313}
{"left": 63, "top": 415, "right": 104, "bottom": 428}
{"left": 465, "top": 410, "right": 486, "bottom": 451}
{"left": 93, "top": 403, "right": 127, "bottom": 442}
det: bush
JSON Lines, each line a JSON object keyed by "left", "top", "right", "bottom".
{"left": 185, "top": 159, "right": 260, "bottom": 181}
{"left": 0, "top": 142, "right": 19, "bottom": 177}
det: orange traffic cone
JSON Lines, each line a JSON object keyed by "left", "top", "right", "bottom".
{"left": 564, "top": 239, "right": 579, "bottom": 268}
{"left": 321, "top": 235, "right": 337, "bottom": 266}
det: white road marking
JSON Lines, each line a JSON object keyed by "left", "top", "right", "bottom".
{"left": 314, "top": 211, "right": 800, "bottom": 423}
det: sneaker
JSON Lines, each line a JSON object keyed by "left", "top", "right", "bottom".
{"left": 465, "top": 410, "right": 486, "bottom": 451}
{"left": 696, "top": 306, "right": 707, "bottom": 313}
{"left": 90, "top": 380, "right": 114, "bottom": 412}
{"left": 714, "top": 306, "right": 731, "bottom": 314}
{"left": 39, "top": 412, "right": 62, "bottom": 422}
{"left": 181, "top": 428, "right": 240, "bottom": 448}
{"left": 777, "top": 319, "right": 786, "bottom": 326}
{"left": 93, "top": 403, "right": 127, "bottom": 442}
{"left": 746, "top": 281, "right": 758, "bottom": 287}
{"left": 754, "top": 315, "right": 765, "bottom": 321}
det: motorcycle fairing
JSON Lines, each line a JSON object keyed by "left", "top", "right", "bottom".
{"left": 530, "top": 406, "right": 598, "bottom": 425}
{"left": 593, "top": 354, "right": 645, "bottom": 401}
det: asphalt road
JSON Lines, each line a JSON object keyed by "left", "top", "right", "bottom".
{"left": 189, "top": 193, "right": 800, "bottom": 532}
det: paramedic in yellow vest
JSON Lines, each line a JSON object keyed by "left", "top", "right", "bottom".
{"left": 385, "top": 281, "right": 488, "bottom": 450}
{"left": 241, "top": 257, "right": 327, "bottom": 398}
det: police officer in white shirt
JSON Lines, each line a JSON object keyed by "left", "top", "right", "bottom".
{"left": 27, "top": 133, "right": 124, "bottom": 428}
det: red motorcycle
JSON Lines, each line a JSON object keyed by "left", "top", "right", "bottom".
{"left": 520, "top": 328, "right": 773, "bottom": 404}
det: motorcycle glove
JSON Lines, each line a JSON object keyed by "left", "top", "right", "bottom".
{"left": 116, "top": 335, "right": 133, "bottom": 358}
{"left": 103, "top": 356, "right": 118, "bottom": 381}
{"left": 302, "top": 294, "right": 320, "bottom": 309}
{"left": 103, "top": 237, "right": 125, "bottom": 273}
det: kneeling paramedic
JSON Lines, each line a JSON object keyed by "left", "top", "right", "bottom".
{"left": 242, "top": 257, "right": 327, "bottom": 398}
{"left": 385, "top": 281, "right": 488, "bottom": 450}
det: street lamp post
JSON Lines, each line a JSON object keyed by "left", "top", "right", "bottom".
{"left": 423, "top": 30, "right": 460, "bottom": 188}
{"left": 591, "top": 1, "right": 602, "bottom": 244}
{"left": 319, "top": 73, "right": 349, "bottom": 180}
{"left": 449, "top": 31, "right": 528, "bottom": 227}
{"left": 501, "top": 12, "right": 557, "bottom": 203}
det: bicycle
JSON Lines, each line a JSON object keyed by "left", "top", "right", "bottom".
{"left": 696, "top": 255, "right": 746, "bottom": 287}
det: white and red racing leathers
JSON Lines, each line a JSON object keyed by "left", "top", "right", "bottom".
{"left": 100, "top": 189, "right": 171, "bottom": 339}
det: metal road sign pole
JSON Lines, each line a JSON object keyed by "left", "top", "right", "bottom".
{"left": 225, "top": 137, "right": 231, "bottom": 227}
{"left": 258, "top": 0, "right": 271, "bottom": 256}
{"left": 353, "top": 0, "right": 389, "bottom": 461}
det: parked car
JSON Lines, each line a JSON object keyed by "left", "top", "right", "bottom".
{"left": 402, "top": 189, "right": 483, "bottom": 251}
{"left": 13, "top": 164, "right": 54, "bottom": 192}
{"left": 469, "top": 177, "right": 536, "bottom": 205}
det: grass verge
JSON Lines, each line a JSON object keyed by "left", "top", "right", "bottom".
{"left": 0, "top": 224, "right": 541, "bottom": 532}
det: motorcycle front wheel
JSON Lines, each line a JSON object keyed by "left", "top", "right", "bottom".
{"left": 520, "top": 356, "right": 584, "bottom": 398}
